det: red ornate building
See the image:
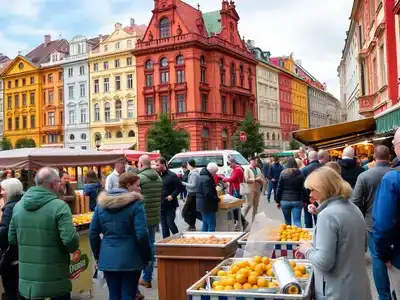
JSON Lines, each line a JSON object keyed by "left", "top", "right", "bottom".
{"left": 277, "top": 72, "right": 297, "bottom": 142}
{"left": 134, "top": 0, "right": 257, "bottom": 151}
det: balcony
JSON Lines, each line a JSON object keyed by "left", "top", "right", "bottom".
{"left": 138, "top": 114, "right": 157, "bottom": 123}
{"left": 157, "top": 84, "right": 171, "bottom": 93}
{"left": 174, "top": 82, "right": 187, "bottom": 92}
{"left": 104, "top": 118, "right": 125, "bottom": 127}
{"left": 358, "top": 95, "right": 374, "bottom": 117}
{"left": 42, "top": 124, "right": 62, "bottom": 133}
{"left": 142, "top": 86, "right": 155, "bottom": 95}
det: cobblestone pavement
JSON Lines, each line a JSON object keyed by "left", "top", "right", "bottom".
{"left": 83, "top": 195, "right": 378, "bottom": 300}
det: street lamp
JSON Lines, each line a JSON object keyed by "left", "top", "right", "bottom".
{"left": 95, "top": 136, "right": 101, "bottom": 151}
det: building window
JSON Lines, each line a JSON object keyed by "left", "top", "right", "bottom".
{"left": 7, "top": 96, "right": 11, "bottom": 109}
{"left": 176, "top": 55, "right": 184, "bottom": 65}
{"left": 48, "top": 112, "right": 55, "bottom": 125}
{"left": 48, "top": 134, "right": 57, "bottom": 143}
{"left": 201, "top": 94, "right": 208, "bottom": 113}
{"left": 160, "top": 57, "right": 168, "bottom": 67}
{"left": 68, "top": 68, "right": 73, "bottom": 77}
{"left": 94, "top": 79, "right": 99, "bottom": 93}
{"left": 177, "top": 94, "right": 186, "bottom": 113}
{"left": 128, "top": 130, "right": 135, "bottom": 137}
{"left": 104, "top": 78, "right": 110, "bottom": 92}
{"left": 80, "top": 84, "right": 85, "bottom": 97}
{"left": 94, "top": 104, "right": 100, "bottom": 121}
{"left": 177, "top": 70, "right": 185, "bottom": 83}
{"left": 70, "top": 134, "right": 75, "bottom": 141}
{"left": 160, "top": 18, "right": 170, "bottom": 38}
{"left": 15, "top": 95, "right": 19, "bottom": 107}
{"left": 115, "top": 59, "right": 120, "bottom": 68}
{"left": 201, "top": 127, "right": 210, "bottom": 150}
{"left": 380, "top": 44, "right": 386, "bottom": 86}
{"left": 7, "top": 118, "right": 12, "bottom": 130}
{"left": 161, "top": 95, "right": 169, "bottom": 113}
{"left": 104, "top": 102, "right": 111, "bottom": 121}
{"left": 233, "top": 98, "right": 237, "bottom": 115}
{"left": 145, "top": 60, "right": 153, "bottom": 69}
{"left": 373, "top": 57, "right": 378, "bottom": 93}
{"left": 59, "top": 71, "right": 63, "bottom": 81}
{"left": 116, "top": 131, "right": 123, "bottom": 138}
{"left": 59, "top": 89, "right": 63, "bottom": 103}
{"left": 146, "top": 74, "right": 153, "bottom": 87}
{"left": 200, "top": 56, "right": 206, "bottom": 83}
{"left": 22, "top": 78, "right": 26, "bottom": 86}
{"left": 127, "top": 100, "right": 134, "bottom": 118}
{"left": 30, "top": 93, "right": 35, "bottom": 105}
{"left": 127, "top": 75, "right": 133, "bottom": 89}
{"left": 104, "top": 45, "right": 108, "bottom": 52}
{"left": 222, "top": 129, "right": 228, "bottom": 149}
{"left": 105, "top": 131, "right": 112, "bottom": 139}
{"left": 48, "top": 74, "right": 53, "bottom": 83}
{"left": 30, "top": 76, "right": 35, "bottom": 84}
{"left": 104, "top": 61, "right": 109, "bottom": 70}
{"left": 48, "top": 90, "right": 54, "bottom": 104}
{"left": 116, "top": 100, "right": 122, "bottom": 119}
{"left": 80, "top": 108, "right": 87, "bottom": 123}
{"left": 146, "top": 97, "right": 154, "bottom": 115}
{"left": 220, "top": 58, "right": 225, "bottom": 85}
{"left": 15, "top": 79, "right": 18, "bottom": 87}
{"left": 80, "top": 66, "right": 85, "bottom": 75}
{"left": 15, "top": 117, "right": 19, "bottom": 130}
{"left": 81, "top": 133, "right": 87, "bottom": 140}
{"left": 221, "top": 96, "right": 226, "bottom": 114}
{"left": 30, "top": 115, "right": 35, "bottom": 128}
{"left": 22, "top": 94, "right": 27, "bottom": 106}
{"left": 230, "top": 63, "right": 236, "bottom": 86}
{"left": 68, "top": 86, "right": 74, "bottom": 99}
{"left": 127, "top": 57, "right": 132, "bottom": 66}
{"left": 69, "top": 110, "right": 76, "bottom": 124}
{"left": 127, "top": 40, "right": 132, "bottom": 48}
{"left": 115, "top": 76, "right": 121, "bottom": 90}
{"left": 160, "top": 71, "right": 169, "bottom": 84}
{"left": 94, "top": 63, "right": 98, "bottom": 71}
{"left": 115, "top": 42, "right": 120, "bottom": 50}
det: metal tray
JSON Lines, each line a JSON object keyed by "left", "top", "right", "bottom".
{"left": 238, "top": 229, "right": 314, "bottom": 246}
{"left": 187, "top": 258, "right": 314, "bottom": 299}
{"left": 155, "top": 231, "right": 246, "bottom": 248}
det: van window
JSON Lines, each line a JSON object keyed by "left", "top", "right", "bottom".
{"left": 168, "top": 155, "right": 224, "bottom": 169}
{"left": 228, "top": 153, "right": 249, "bottom": 165}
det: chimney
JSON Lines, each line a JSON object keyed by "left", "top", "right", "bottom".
{"left": 115, "top": 22, "right": 122, "bottom": 30}
{"left": 130, "top": 18, "right": 135, "bottom": 27}
{"left": 44, "top": 34, "right": 51, "bottom": 45}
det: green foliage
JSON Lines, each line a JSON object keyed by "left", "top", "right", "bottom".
{"left": 231, "top": 113, "right": 265, "bottom": 158}
{"left": 147, "top": 113, "right": 189, "bottom": 161}
{"left": 15, "top": 138, "right": 36, "bottom": 149}
{"left": 0, "top": 136, "right": 13, "bottom": 151}
{"left": 289, "top": 139, "right": 300, "bottom": 150}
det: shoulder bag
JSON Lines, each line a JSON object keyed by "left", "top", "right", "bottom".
{"left": 240, "top": 168, "right": 250, "bottom": 196}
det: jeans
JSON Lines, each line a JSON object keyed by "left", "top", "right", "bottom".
{"left": 280, "top": 201, "right": 303, "bottom": 228}
{"left": 201, "top": 212, "right": 216, "bottom": 232}
{"left": 161, "top": 209, "right": 179, "bottom": 239}
{"left": 304, "top": 206, "right": 317, "bottom": 228}
{"left": 2, "top": 264, "right": 18, "bottom": 300}
{"left": 267, "top": 181, "right": 278, "bottom": 201}
{"left": 368, "top": 231, "right": 393, "bottom": 300}
{"left": 104, "top": 271, "right": 141, "bottom": 300}
{"left": 142, "top": 224, "right": 157, "bottom": 283}
{"left": 20, "top": 293, "right": 70, "bottom": 300}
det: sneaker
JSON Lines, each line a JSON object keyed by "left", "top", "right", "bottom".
{"left": 187, "top": 226, "right": 196, "bottom": 231}
{"left": 139, "top": 278, "right": 152, "bottom": 289}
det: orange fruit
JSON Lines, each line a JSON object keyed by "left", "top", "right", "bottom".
{"left": 290, "top": 261, "right": 297, "bottom": 268}
{"left": 257, "top": 277, "right": 268, "bottom": 288}
{"left": 226, "top": 277, "right": 235, "bottom": 286}
{"left": 294, "top": 270, "right": 303, "bottom": 278}
{"left": 302, "top": 273, "right": 309, "bottom": 278}
{"left": 217, "top": 270, "right": 227, "bottom": 277}
{"left": 238, "top": 260, "right": 250, "bottom": 268}
{"left": 236, "top": 273, "right": 247, "bottom": 284}
{"left": 233, "top": 282, "right": 243, "bottom": 290}
{"left": 268, "top": 281, "right": 278, "bottom": 288}
{"left": 238, "top": 268, "right": 250, "bottom": 277}
{"left": 262, "top": 257, "right": 270, "bottom": 265}
{"left": 250, "top": 271, "right": 259, "bottom": 277}
{"left": 242, "top": 283, "right": 252, "bottom": 290}
{"left": 254, "top": 264, "right": 264, "bottom": 275}
{"left": 298, "top": 265, "right": 306, "bottom": 274}
{"left": 253, "top": 256, "right": 262, "bottom": 263}
{"left": 265, "top": 264, "right": 272, "bottom": 270}
{"left": 214, "top": 285, "right": 225, "bottom": 291}
{"left": 230, "top": 265, "right": 240, "bottom": 274}
{"left": 212, "top": 281, "right": 221, "bottom": 288}
{"left": 267, "top": 269, "right": 274, "bottom": 277}
{"left": 248, "top": 274, "right": 258, "bottom": 285}
{"left": 225, "top": 285, "right": 233, "bottom": 291}
{"left": 249, "top": 262, "right": 257, "bottom": 271}
{"left": 253, "top": 285, "right": 259, "bottom": 289}
{"left": 294, "top": 266, "right": 301, "bottom": 273}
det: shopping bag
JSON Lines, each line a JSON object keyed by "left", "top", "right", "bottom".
{"left": 240, "top": 183, "right": 249, "bottom": 195}
{"left": 93, "top": 269, "right": 106, "bottom": 289}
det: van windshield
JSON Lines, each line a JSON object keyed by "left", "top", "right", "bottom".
{"left": 228, "top": 153, "right": 249, "bottom": 165}
{"left": 168, "top": 155, "right": 224, "bottom": 169}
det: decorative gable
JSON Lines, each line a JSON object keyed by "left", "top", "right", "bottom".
{"left": 218, "top": 1, "right": 245, "bottom": 50}
{"left": 1, "top": 55, "right": 38, "bottom": 77}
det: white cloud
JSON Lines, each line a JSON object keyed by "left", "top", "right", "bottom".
{"left": 0, "top": 32, "right": 29, "bottom": 57}
{"left": 0, "top": 0, "right": 45, "bottom": 19}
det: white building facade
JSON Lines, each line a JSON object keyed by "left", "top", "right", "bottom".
{"left": 63, "top": 36, "right": 98, "bottom": 150}
{"left": 308, "top": 86, "right": 341, "bottom": 128}
{"left": 338, "top": 20, "right": 362, "bottom": 122}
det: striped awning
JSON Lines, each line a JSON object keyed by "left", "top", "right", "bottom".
{"left": 375, "top": 103, "right": 400, "bottom": 134}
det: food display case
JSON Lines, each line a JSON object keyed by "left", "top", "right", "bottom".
{"left": 155, "top": 232, "right": 245, "bottom": 300}
{"left": 217, "top": 196, "right": 245, "bottom": 231}
{"left": 187, "top": 258, "right": 314, "bottom": 300}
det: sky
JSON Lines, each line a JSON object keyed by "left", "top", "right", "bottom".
{"left": 0, "top": 0, "right": 353, "bottom": 99}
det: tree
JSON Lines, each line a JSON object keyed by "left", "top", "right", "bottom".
{"left": 231, "top": 113, "right": 265, "bottom": 159}
{"left": 147, "top": 113, "right": 189, "bottom": 161}
{"left": 15, "top": 138, "right": 36, "bottom": 149}
{"left": 289, "top": 138, "right": 300, "bottom": 150}
{"left": 0, "top": 136, "right": 12, "bottom": 151}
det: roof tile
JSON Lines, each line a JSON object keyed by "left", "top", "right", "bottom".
{"left": 26, "top": 39, "right": 69, "bottom": 65}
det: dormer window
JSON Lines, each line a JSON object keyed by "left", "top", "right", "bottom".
{"left": 160, "top": 18, "right": 170, "bottom": 38}
{"left": 52, "top": 54, "right": 57, "bottom": 62}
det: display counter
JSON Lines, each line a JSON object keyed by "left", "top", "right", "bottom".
{"left": 217, "top": 196, "right": 245, "bottom": 232}
{"left": 155, "top": 232, "right": 245, "bottom": 300}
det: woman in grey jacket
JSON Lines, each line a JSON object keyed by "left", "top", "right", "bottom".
{"left": 182, "top": 159, "right": 201, "bottom": 231}
{"left": 297, "top": 166, "right": 372, "bottom": 300}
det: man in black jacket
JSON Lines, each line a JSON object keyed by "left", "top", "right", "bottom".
{"left": 338, "top": 146, "right": 364, "bottom": 188}
{"left": 156, "top": 157, "right": 182, "bottom": 238}
{"left": 196, "top": 163, "right": 220, "bottom": 232}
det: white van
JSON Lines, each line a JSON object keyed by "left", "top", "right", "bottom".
{"left": 168, "top": 150, "right": 249, "bottom": 177}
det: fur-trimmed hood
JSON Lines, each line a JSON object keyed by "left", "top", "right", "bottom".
{"left": 98, "top": 188, "right": 143, "bottom": 210}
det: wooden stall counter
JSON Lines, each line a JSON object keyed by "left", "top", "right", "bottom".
{"left": 155, "top": 232, "right": 244, "bottom": 300}
{"left": 217, "top": 196, "right": 245, "bottom": 232}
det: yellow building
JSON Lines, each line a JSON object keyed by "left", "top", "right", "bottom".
{"left": 89, "top": 21, "right": 146, "bottom": 150}
{"left": 1, "top": 36, "right": 69, "bottom": 148}
{"left": 292, "top": 78, "right": 309, "bottom": 130}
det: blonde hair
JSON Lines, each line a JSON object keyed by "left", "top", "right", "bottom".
{"left": 304, "top": 166, "right": 352, "bottom": 202}
{"left": 325, "top": 162, "right": 341, "bottom": 175}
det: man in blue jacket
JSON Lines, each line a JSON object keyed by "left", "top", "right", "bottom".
{"left": 373, "top": 128, "right": 400, "bottom": 299}
{"left": 267, "top": 156, "right": 283, "bottom": 203}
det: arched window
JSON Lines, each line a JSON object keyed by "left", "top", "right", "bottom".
{"left": 116, "top": 131, "right": 123, "bottom": 138}
{"left": 272, "top": 133, "right": 276, "bottom": 140}
{"left": 220, "top": 58, "right": 224, "bottom": 69}
{"left": 94, "top": 103, "right": 100, "bottom": 121}
{"left": 230, "top": 62, "right": 236, "bottom": 86}
{"left": 160, "top": 57, "right": 168, "bottom": 67}
{"left": 267, "top": 132, "right": 270, "bottom": 140}
{"left": 70, "top": 134, "right": 75, "bottom": 141}
{"left": 94, "top": 133, "right": 101, "bottom": 141}
{"left": 145, "top": 60, "right": 153, "bottom": 69}
{"left": 239, "top": 65, "right": 243, "bottom": 74}
{"left": 277, "top": 133, "right": 280, "bottom": 140}
{"left": 221, "top": 129, "right": 228, "bottom": 149}
{"left": 128, "top": 130, "right": 135, "bottom": 137}
{"left": 200, "top": 56, "right": 205, "bottom": 66}
{"left": 201, "top": 127, "right": 210, "bottom": 150}
{"left": 176, "top": 55, "right": 184, "bottom": 65}
{"left": 127, "top": 100, "right": 134, "bottom": 118}
{"left": 105, "top": 131, "right": 112, "bottom": 139}
{"left": 104, "top": 102, "right": 110, "bottom": 121}
{"left": 200, "top": 56, "right": 206, "bottom": 83}
{"left": 160, "top": 18, "right": 170, "bottom": 38}
{"left": 81, "top": 133, "right": 87, "bottom": 140}
{"left": 115, "top": 100, "right": 122, "bottom": 119}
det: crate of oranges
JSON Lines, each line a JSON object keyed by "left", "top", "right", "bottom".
{"left": 187, "top": 256, "right": 313, "bottom": 299}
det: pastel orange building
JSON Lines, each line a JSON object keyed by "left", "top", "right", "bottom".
{"left": 135, "top": 0, "right": 257, "bottom": 151}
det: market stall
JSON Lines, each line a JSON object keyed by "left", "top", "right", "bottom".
{"left": 155, "top": 232, "right": 245, "bottom": 300}
{"left": 217, "top": 195, "right": 245, "bottom": 231}
{"left": 109, "top": 149, "right": 161, "bottom": 162}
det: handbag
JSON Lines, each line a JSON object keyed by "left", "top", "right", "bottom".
{"left": 239, "top": 168, "right": 250, "bottom": 196}
{"left": 0, "top": 246, "right": 10, "bottom": 274}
